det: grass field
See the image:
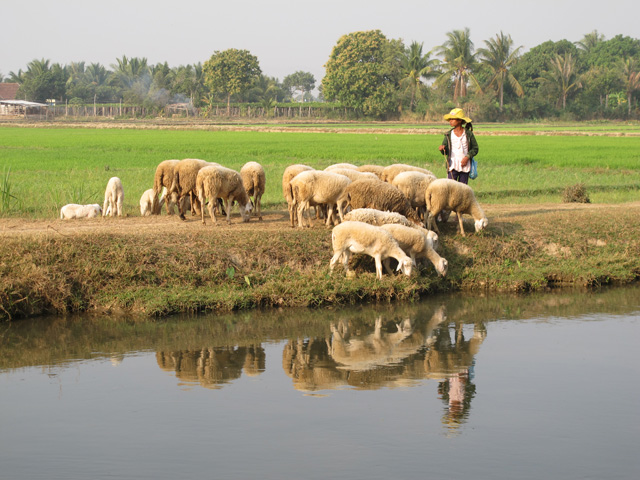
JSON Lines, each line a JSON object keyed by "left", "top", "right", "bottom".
{"left": 1, "top": 124, "right": 639, "bottom": 218}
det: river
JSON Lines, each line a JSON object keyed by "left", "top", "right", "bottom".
{"left": 1, "top": 285, "right": 639, "bottom": 480}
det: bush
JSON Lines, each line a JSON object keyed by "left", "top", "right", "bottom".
{"left": 563, "top": 183, "right": 591, "bottom": 203}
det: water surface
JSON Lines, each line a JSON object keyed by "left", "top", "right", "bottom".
{"left": 1, "top": 286, "right": 639, "bottom": 480}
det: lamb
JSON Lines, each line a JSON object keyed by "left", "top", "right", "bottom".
{"left": 342, "top": 178, "right": 421, "bottom": 225}
{"left": 102, "top": 176, "right": 124, "bottom": 217}
{"left": 357, "top": 164, "right": 385, "bottom": 179}
{"left": 329, "top": 221, "right": 414, "bottom": 280}
{"left": 381, "top": 164, "right": 435, "bottom": 184}
{"left": 240, "top": 161, "right": 266, "bottom": 221}
{"left": 196, "top": 165, "right": 252, "bottom": 225}
{"left": 169, "top": 158, "right": 219, "bottom": 220}
{"left": 289, "top": 170, "right": 352, "bottom": 228}
{"left": 140, "top": 188, "right": 165, "bottom": 216}
{"left": 380, "top": 224, "right": 448, "bottom": 276}
{"left": 152, "top": 159, "right": 180, "bottom": 215}
{"left": 60, "top": 203, "right": 102, "bottom": 219}
{"left": 425, "top": 178, "right": 488, "bottom": 236}
{"left": 282, "top": 164, "right": 314, "bottom": 227}
{"left": 391, "top": 171, "right": 437, "bottom": 224}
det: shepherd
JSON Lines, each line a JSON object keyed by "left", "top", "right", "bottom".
{"left": 438, "top": 108, "right": 478, "bottom": 185}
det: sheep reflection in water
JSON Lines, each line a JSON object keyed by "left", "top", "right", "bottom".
{"left": 156, "top": 345, "right": 265, "bottom": 389}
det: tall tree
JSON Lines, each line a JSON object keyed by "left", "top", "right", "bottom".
{"left": 621, "top": 57, "right": 640, "bottom": 115}
{"left": 283, "top": 71, "right": 316, "bottom": 101}
{"left": 477, "top": 32, "right": 524, "bottom": 111}
{"left": 322, "top": 30, "right": 404, "bottom": 117}
{"left": 435, "top": 28, "right": 481, "bottom": 100}
{"left": 575, "top": 30, "right": 605, "bottom": 54}
{"left": 18, "top": 58, "right": 67, "bottom": 102}
{"left": 400, "top": 41, "right": 439, "bottom": 111}
{"left": 203, "top": 49, "right": 261, "bottom": 114}
{"left": 537, "top": 52, "right": 582, "bottom": 109}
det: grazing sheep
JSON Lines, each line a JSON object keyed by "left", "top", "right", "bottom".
{"left": 325, "top": 163, "right": 358, "bottom": 171}
{"left": 325, "top": 168, "right": 379, "bottom": 183}
{"left": 169, "top": 158, "right": 219, "bottom": 220}
{"left": 381, "top": 164, "right": 435, "bottom": 184}
{"left": 196, "top": 165, "right": 252, "bottom": 225}
{"left": 240, "top": 161, "right": 266, "bottom": 221}
{"left": 140, "top": 188, "right": 165, "bottom": 216}
{"left": 290, "top": 170, "right": 352, "bottom": 228}
{"left": 102, "top": 177, "right": 124, "bottom": 217}
{"left": 60, "top": 203, "right": 102, "bottom": 219}
{"left": 380, "top": 224, "right": 448, "bottom": 276}
{"left": 391, "top": 171, "right": 437, "bottom": 224}
{"left": 153, "top": 159, "right": 180, "bottom": 215}
{"left": 357, "top": 164, "right": 385, "bottom": 179}
{"left": 282, "top": 164, "right": 314, "bottom": 227}
{"left": 425, "top": 178, "right": 488, "bottom": 236}
{"left": 343, "top": 178, "right": 421, "bottom": 225}
{"left": 329, "top": 221, "right": 414, "bottom": 280}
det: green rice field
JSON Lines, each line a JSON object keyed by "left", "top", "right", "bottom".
{"left": 1, "top": 124, "right": 639, "bottom": 218}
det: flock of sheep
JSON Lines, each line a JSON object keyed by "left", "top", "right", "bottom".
{"left": 60, "top": 159, "right": 489, "bottom": 281}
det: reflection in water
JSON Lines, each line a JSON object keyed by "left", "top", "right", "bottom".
{"left": 156, "top": 345, "right": 265, "bottom": 389}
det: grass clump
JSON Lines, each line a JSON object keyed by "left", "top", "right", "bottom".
{"left": 562, "top": 183, "right": 591, "bottom": 203}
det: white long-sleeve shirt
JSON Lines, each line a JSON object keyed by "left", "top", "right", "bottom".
{"left": 449, "top": 131, "right": 470, "bottom": 173}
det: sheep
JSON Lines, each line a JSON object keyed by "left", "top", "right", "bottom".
{"left": 152, "top": 159, "right": 180, "bottom": 215}
{"left": 240, "top": 161, "right": 266, "bottom": 221}
{"left": 425, "top": 178, "right": 488, "bottom": 236}
{"left": 324, "top": 163, "right": 358, "bottom": 171}
{"left": 282, "top": 164, "right": 314, "bottom": 227}
{"left": 289, "top": 170, "right": 352, "bottom": 228}
{"left": 380, "top": 223, "right": 448, "bottom": 276}
{"left": 140, "top": 188, "right": 165, "bottom": 216}
{"left": 324, "top": 168, "right": 379, "bottom": 183}
{"left": 169, "top": 158, "right": 219, "bottom": 220}
{"left": 196, "top": 165, "right": 252, "bottom": 225}
{"left": 329, "top": 221, "right": 414, "bottom": 280}
{"left": 60, "top": 203, "right": 102, "bottom": 219}
{"left": 381, "top": 164, "right": 435, "bottom": 184}
{"left": 102, "top": 176, "right": 124, "bottom": 217}
{"left": 391, "top": 171, "right": 437, "bottom": 224}
{"left": 357, "top": 164, "right": 385, "bottom": 179}
{"left": 342, "top": 178, "right": 421, "bottom": 225}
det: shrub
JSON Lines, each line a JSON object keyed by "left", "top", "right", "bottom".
{"left": 563, "top": 183, "right": 591, "bottom": 203}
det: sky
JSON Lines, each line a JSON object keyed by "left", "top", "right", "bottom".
{"left": 2, "top": 0, "right": 638, "bottom": 88}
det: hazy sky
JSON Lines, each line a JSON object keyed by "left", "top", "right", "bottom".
{"left": 2, "top": 0, "right": 637, "bottom": 86}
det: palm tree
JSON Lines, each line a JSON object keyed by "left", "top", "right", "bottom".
{"left": 621, "top": 58, "right": 640, "bottom": 115}
{"left": 400, "top": 41, "right": 439, "bottom": 111}
{"left": 575, "top": 30, "right": 605, "bottom": 54}
{"left": 435, "top": 28, "right": 482, "bottom": 100}
{"left": 477, "top": 32, "right": 524, "bottom": 111}
{"left": 537, "top": 52, "right": 582, "bottom": 109}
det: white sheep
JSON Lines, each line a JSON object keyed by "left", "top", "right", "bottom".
{"left": 169, "top": 158, "right": 218, "bottom": 220}
{"left": 325, "top": 168, "right": 379, "bottom": 183}
{"left": 240, "top": 161, "right": 266, "bottom": 221}
{"left": 60, "top": 203, "right": 102, "bottom": 219}
{"left": 342, "top": 178, "right": 422, "bottom": 225}
{"left": 196, "top": 165, "right": 252, "bottom": 225}
{"left": 425, "top": 178, "right": 488, "bottom": 236}
{"left": 329, "top": 221, "right": 415, "bottom": 280}
{"left": 102, "top": 177, "right": 124, "bottom": 217}
{"left": 357, "top": 164, "right": 385, "bottom": 179}
{"left": 325, "top": 163, "right": 358, "bottom": 171}
{"left": 289, "top": 170, "right": 352, "bottom": 228}
{"left": 140, "top": 188, "right": 165, "bottom": 216}
{"left": 391, "top": 171, "right": 437, "bottom": 224}
{"left": 380, "top": 223, "right": 448, "bottom": 276}
{"left": 282, "top": 164, "right": 314, "bottom": 227}
{"left": 153, "top": 159, "right": 181, "bottom": 215}
{"left": 381, "top": 164, "right": 435, "bottom": 184}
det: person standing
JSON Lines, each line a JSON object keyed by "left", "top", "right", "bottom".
{"left": 438, "top": 108, "right": 478, "bottom": 184}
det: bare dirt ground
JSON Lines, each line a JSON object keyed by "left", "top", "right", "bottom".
{"left": 2, "top": 202, "right": 639, "bottom": 240}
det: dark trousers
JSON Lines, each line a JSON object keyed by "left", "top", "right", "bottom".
{"left": 448, "top": 170, "right": 469, "bottom": 184}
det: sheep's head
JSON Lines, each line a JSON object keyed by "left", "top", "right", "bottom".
{"left": 240, "top": 202, "right": 253, "bottom": 222}
{"left": 475, "top": 217, "right": 488, "bottom": 232}
{"left": 396, "top": 257, "right": 414, "bottom": 277}
{"left": 436, "top": 258, "right": 448, "bottom": 277}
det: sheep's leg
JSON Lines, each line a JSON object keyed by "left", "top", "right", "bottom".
{"left": 297, "top": 201, "right": 308, "bottom": 228}
{"left": 382, "top": 258, "right": 394, "bottom": 275}
{"left": 225, "top": 198, "right": 233, "bottom": 225}
{"left": 427, "top": 212, "right": 440, "bottom": 234}
{"left": 102, "top": 198, "right": 109, "bottom": 217}
{"left": 325, "top": 204, "right": 335, "bottom": 226}
{"left": 330, "top": 248, "right": 345, "bottom": 272}
{"left": 255, "top": 193, "right": 263, "bottom": 221}
{"left": 373, "top": 255, "right": 384, "bottom": 280}
{"left": 199, "top": 191, "right": 207, "bottom": 224}
{"left": 456, "top": 211, "right": 466, "bottom": 236}
{"left": 208, "top": 197, "right": 217, "bottom": 224}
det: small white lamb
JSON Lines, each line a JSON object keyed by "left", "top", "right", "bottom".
{"left": 103, "top": 177, "right": 124, "bottom": 217}
{"left": 380, "top": 223, "right": 448, "bottom": 276}
{"left": 330, "top": 221, "right": 415, "bottom": 280}
{"left": 290, "top": 170, "right": 352, "bottom": 228}
{"left": 60, "top": 203, "right": 102, "bottom": 219}
{"left": 140, "top": 188, "right": 165, "bottom": 216}
{"left": 240, "top": 161, "right": 266, "bottom": 221}
{"left": 425, "top": 178, "right": 488, "bottom": 236}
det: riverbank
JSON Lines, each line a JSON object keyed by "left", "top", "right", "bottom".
{"left": 2, "top": 201, "right": 639, "bottom": 321}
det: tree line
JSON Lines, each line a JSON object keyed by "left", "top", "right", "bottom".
{"left": 2, "top": 29, "right": 639, "bottom": 121}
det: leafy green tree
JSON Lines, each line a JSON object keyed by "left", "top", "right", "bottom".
{"left": 477, "top": 32, "right": 523, "bottom": 111}
{"left": 621, "top": 58, "right": 640, "bottom": 115}
{"left": 399, "top": 41, "right": 439, "bottom": 111}
{"left": 575, "top": 30, "right": 605, "bottom": 54}
{"left": 283, "top": 71, "right": 316, "bottom": 101}
{"left": 171, "top": 64, "right": 205, "bottom": 106}
{"left": 583, "top": 35, "right": 640, "bottom": 69}
{"left": 537, "top": 52, "right": 582, "bottom": 109}
{"left": 322, "top": 30, "right": 404, "bottom": 118}
{"left": 435, "top": 28, "right": 481, "bottom": 100}
{"left": 203, "top": 49, "right": 261, "bottom": 114}
{"left": 18, "top": 58, "right": 67, "bottom": 102}
{"left": 109, "top": 56, "right": 150, "bottom": 103}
